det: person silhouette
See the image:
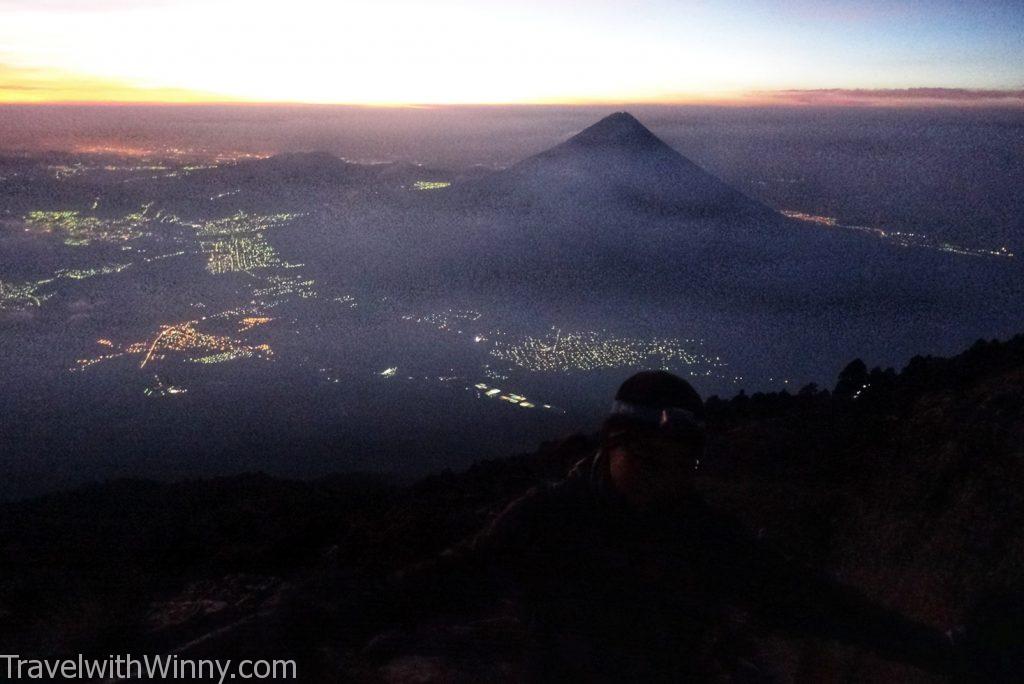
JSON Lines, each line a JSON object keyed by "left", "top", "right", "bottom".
{"left": 391, "top": 371, "right": 958, "bottom": 680}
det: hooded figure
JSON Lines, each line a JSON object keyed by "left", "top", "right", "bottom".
{"left": 390, "top": 372, "right": 957, "bottom": 681}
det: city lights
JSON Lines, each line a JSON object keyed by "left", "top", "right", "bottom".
{"left": 490, "top": 329, "right": 724, "bottom": 375}
{"left": 413, "top": 181, "right": 451, "bottom": 191}
{"left": 782, "top": 210, "right": 1015, "bottom": 259}
{"left": 402, "top": 309, "right": 482, "bottom": 333}
{"left": 138, "top": 322, "right": 274, "bottom": 368}
{"left": 0, "top": 279, "right": 53, "bottom": 311}
{"left": 193, "top": 212, "right": 300, "bottom": 237}
{"left": 189, "top": 212, "right": 301, "bottom": 275}
{"left": 24, "top": 205, "right": 156, "bottom": 246}
{"left": 239, "top": 317, "right": 273, "bottom": 332}
{"left": 55, "top": 263, "right": 132, "bottom": 280}
{"left": 203, "top": 235, "right": 280, "bottom": 274}
{"left": 73, "top": 317, "right": 274, "bottom": 372}
{"left": 472, "top": 382, "right": 559, "bottom": 412}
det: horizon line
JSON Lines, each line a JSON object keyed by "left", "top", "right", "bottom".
{"left": 2, "top": 91, "right": 1023, "bottom": 109}
{"left": 1, "top": 86, "right": 1021, "bottom": 108}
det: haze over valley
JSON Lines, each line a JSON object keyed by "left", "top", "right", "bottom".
{"left": 1, "top": 106, "right": 1021, "bottom": 499}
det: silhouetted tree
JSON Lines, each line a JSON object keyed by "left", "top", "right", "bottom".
{"left": 798, "top": 383, "right": 820, "bottom": 397}
{"left": 835, "top": 359, "right": 869, "bottom": 397}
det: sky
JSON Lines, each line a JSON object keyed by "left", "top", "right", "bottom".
{"left": 0, "top": 0, "right": 1022, "bottom": 105}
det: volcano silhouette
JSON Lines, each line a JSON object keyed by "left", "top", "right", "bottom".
{"left": 465, "top": 112, "right": 775, "bottom": 220}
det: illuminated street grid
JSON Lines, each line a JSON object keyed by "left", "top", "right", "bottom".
{"left": 44, "top": 151, "right": 236, "bottom": 181}
{"left": 782, "top": 210, "right": 1015, "bottom": 259}
{"left": 399, "top": 305, "right": 741, "bottom": 393}
{"left": 192, "top": 211, "right": 299, "bottom": 237}
{"left": 55, "top": 263, "right": 131, "bottom": 280}
{"left": 71, "top": 269, "right": 315, "bottom": 374}
{"left": 202, "top": 235, "right": 280, "bottom": 274}
{"left": 402, "top": 309, "right": 482, "bottom": 333}
{"left": 27, "top": 195, "right": 326, "bottom": 387}
{"left": 192, "top": 348, "right": 270, "bottom": 364}
{"left": 412, "top": 181, "right": 451, "bottom": 190}
{"left": 24, "top": 189, "right": 730, "bottom": 397}
{"left": 36, "top": 210, "right": 308, "bottom": 281}
{"left": 239, "top": 316, "right": 274, "bottom": 332}
{"left": 73, "top": 262, "right": 318, "bottom": 374}
{"left": 68, "top": 144, "right": 268, "bottom": 162}
{"left": 489, "top": 329, "right": 727, "bottom": 376}
{"left": 251, "top": 275, "right": 317, "bottom": 303}
{"left": 72, "top": 319, "right": 273, "bottom": 372}
{"left": 136, "top": 319, "right": 271, "bottom": 368}
{"left": 121, "top": 164, "right": 219, "bottom": 182}
{"left": 23, "top": 204, "right": 159, "bottom": 246}
{"left": 188, "top": 212, "right": 302, "bottom": 275}
{"left": 142, "top": 250, "right": 188, "bottom": 263}
{"left": 402, "top": 308, "right": 734, "bottom": 381}
{"left": 47, "top": 162, "right": 171, "bottom": 180}
{"left": 0, "top": 279, "right": 53, "bottom": 311}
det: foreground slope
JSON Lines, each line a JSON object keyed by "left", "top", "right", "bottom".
{"left": 2, "top": 334, "right": 1023, "bottom": 680}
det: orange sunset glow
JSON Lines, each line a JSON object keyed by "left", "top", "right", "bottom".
{"left": 1, "top": 0, "right": 1022, "bottom": 106}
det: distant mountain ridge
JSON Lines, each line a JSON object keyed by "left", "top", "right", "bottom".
{"left": 219, "top": 151, "right": 373, "bottom": 184}
{"left": 175, "top": 113, "right": 775, "bottom": 223}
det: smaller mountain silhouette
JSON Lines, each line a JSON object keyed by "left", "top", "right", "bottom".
{"left": 225, "top": 151, "right": 374, "bottom": 184}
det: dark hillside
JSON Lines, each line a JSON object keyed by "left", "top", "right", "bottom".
{"left": 1, "top": 335, "right": 1022, "bottom": 680}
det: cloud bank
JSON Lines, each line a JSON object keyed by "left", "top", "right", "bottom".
{"left": 751, "top": 88, "right": 1024, "bottom": 107}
